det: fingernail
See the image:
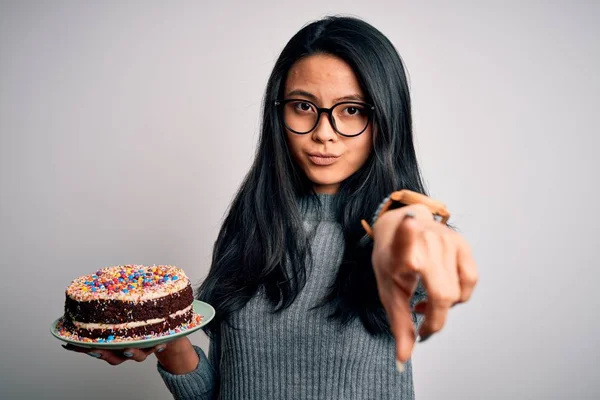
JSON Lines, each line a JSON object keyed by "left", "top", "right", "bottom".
{"left": 123, "top": 351, "right": 134, "bottom": 358}
{"left": 418, "top": 334, "right": 431, "bottom": 343}
{"left": 396, "top": 360, "right": 405, "bottom": 372}
{"left": 404, "top": 212, "right": 416, "bottom": 219}
{"left": 156, "top": 346, "right": 166, "bottom": 353}
{"left": 88, "top": 352, "right": 101, "bottom": 358}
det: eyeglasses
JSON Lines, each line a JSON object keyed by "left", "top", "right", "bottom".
{"left": 275, "top": 99, "right": 375, "bottom": 137}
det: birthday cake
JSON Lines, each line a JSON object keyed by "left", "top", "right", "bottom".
{"left": 60, "top": 265, "right": 197, "bottom": 341}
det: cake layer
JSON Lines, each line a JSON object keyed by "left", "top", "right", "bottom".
{"left": 71, "top": 305, "right": 192, "bottom": 330}
{"left": 62, "top": 307, "right": 195, "bottom": 339}
{"left": 64, "top": 284, "right": 193, "bottom": 324}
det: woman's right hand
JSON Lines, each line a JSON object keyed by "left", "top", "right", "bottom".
{"left": 61, "top": 336, "right": 200, "bottom": 374}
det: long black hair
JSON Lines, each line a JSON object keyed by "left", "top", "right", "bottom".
{"left": 197, "top": 15, "right": 428, "bottom": 338}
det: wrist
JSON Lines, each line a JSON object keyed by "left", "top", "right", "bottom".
{"left": 361, "top": 190, "right": 450, "bottom": 238}
{"left": 156, "top": 337, "right": 199, "bottom": 374}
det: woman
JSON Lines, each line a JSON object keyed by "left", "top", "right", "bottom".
{"left": 64, "top": 15, "right": 478, "bottom": 399}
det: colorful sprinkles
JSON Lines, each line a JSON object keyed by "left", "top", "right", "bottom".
{"left": 66, "top": 265, "right": 186, "bottom": 301}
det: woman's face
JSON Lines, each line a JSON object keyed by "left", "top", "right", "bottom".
{"left": 283, "top": 54, "right": 373, "bottom": 194}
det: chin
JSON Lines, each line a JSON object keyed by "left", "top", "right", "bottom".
{"left": 306, "top": 171, "right": 346, "bottom": 189}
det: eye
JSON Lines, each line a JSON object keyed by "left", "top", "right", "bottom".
{"left": 293, "top": 101, "right": 314, "bottom": 112}
{"left": 343, "top": 105, "right": 365, "bottom": 116}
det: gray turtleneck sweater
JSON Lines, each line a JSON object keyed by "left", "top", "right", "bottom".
{"left": 157, "top": 194, "right": 426, "bottom": 399}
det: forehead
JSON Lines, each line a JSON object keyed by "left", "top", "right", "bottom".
{"left": 285, "top": 54, "right": 363, "bottom": 99}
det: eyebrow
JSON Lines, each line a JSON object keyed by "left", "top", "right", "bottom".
{"left": 285, "top": 89, "right": 365, "bottom": 103}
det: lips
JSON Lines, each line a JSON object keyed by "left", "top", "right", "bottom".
{"left": 307, "top": 153, "right": 341, "bottom": 166}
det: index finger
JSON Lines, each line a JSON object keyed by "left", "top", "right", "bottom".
{"left": 380, "top": 214, "right": 427, "bottom": 369}
{"left": 61, "top": 343, "right": 96, "bottom": 354}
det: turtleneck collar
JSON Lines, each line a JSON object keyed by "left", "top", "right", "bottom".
{"left": 297, "top": 193, "right": 339, "bottom": 222}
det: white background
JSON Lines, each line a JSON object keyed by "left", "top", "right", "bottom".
{"left": 1, "top": 1, "right": 599, "bottom": 399}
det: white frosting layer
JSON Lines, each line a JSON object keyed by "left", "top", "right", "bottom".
{"left": 71, "top": 305, "right": 192, "bottom": 330}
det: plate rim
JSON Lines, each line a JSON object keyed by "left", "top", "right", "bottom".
{"left": 51, "top": 299, "right": 215, "bottom": 349}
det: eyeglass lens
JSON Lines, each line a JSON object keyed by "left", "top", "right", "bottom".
{"left": 282, "top": 100, "right": 370, "bottom": 136}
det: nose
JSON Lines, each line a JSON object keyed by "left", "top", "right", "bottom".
{"left": 311, "top": 112, "right": 338, "bottom": 143}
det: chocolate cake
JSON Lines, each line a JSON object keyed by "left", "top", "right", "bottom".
{"left": 62, "top": 265, "right": 195, "bottom": 340}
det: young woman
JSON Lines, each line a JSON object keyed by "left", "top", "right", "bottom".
{"left": 64, "top": 16, "right": 478, "bottom": 400}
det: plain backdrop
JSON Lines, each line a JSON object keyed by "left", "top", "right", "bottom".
{"left": 1, "top": 1, "right": 599, "bottom": 399}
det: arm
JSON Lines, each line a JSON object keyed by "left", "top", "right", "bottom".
{"left": 157, "top": 335, "right": 220, "bottom": 400}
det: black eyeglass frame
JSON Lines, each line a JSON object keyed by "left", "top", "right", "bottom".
{"left": 274, "top": 98, "right": 376, "bottom": 138}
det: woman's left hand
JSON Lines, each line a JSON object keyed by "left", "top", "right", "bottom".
{"left": 371, "top": 204, "right": 478, "bottom": 370}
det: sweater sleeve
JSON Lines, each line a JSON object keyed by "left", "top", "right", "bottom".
{"left": 157, "top": 336, "right": 221, "bottom": 400}
{"left": 410, "top": 278, "right": 428, "bottom": 333}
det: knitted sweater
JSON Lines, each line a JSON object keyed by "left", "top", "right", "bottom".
{"left": 157, "top": 194, "right": 426, "bottom": 399}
